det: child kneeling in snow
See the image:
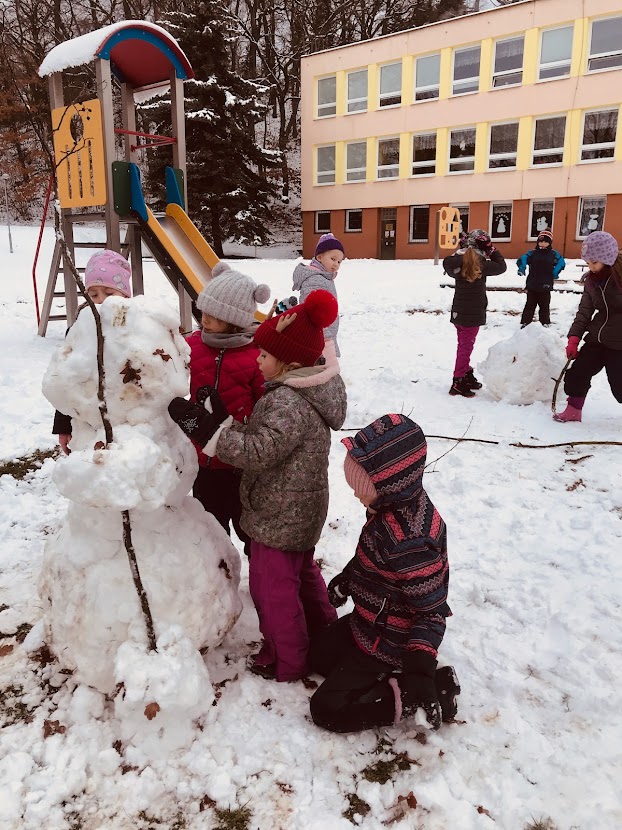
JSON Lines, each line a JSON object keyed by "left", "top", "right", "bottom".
{"left": 308, "top": 415, "right": 459, "bottom": 733}
{"left": 168, "top": 290, "right": 348, "bottom": 682}
{"left": 554, "top": 231, "right": 622, "bottom": 423}
{"left": 53, "top": 250, "right": 132, "bottom": 455}
{"left": 186, "top": 263, "right": 269, "bottom": 556}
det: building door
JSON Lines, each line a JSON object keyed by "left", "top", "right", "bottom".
{"left": 380, "top": 208, "right": 397, "bottom": 260}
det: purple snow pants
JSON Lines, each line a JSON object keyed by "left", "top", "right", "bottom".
{"left": 249, "top": 541, "right": 338, "bottom": 681}
{"left": 453, "top": 324, "right": 480, "bottom": 379}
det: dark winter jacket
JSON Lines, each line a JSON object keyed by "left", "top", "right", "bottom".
{"left": 568, "top": 270, "right": 622, "bottom": 351}
{"left": 516, "top": 246, "right": 565, "bottom": 291}
{"left": 340, "top": 415, "right": 451, "bottom": 668}
{"left": 292, "top": 263, "right": 340, "bottom": 355}
{"left": 216, "top": 358, "right": 348, "bottom": 551}
{"left": 443, "top": 249, "right": 507, "bottom": 327}
{"left": 187, "top": 330, "right": 265, "bottom": 468}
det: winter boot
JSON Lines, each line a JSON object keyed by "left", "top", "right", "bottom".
{"left": 247, "top": 653, "right": 276, "bottom": 680}
{"left": 435, "top": 665, "right": 461, "bottom": 722}
{"left": 553, "top": 397, "right": 585, "bottom": 423}
{"left": 464, "top": 368, "right": 482, "bottom": 390}
{"left": 449, "top": 376, "right": 476, "bottom": 398}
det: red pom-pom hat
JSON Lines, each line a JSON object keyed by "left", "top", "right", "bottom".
{"left": 254, "top": 289, "right": 338, "bottom": 367}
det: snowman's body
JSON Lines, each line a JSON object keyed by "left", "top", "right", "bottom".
{"left": 41, "top": 295, "right": 242, "bottom": 696}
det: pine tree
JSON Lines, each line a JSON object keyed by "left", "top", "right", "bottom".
{"left": 146, "top": 0, "right": 280, "bottom": 257}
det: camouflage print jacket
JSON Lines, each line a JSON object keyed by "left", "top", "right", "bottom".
{"left": 215, "top": 359, "right": 348, "bottom": 551}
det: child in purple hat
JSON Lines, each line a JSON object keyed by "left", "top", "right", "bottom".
{"left": 554, "top": 231, "right": 622, "bottom": 422}
{"left": 292, "top": 233, "right": 344, "bottom": 358}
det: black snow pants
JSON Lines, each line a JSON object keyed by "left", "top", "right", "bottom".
{"left": 193, "top": 466, "right": 251, "bottom": 557}
{"left": 521, "top": 290, "right": 551, "bottom": 326}
{"left": 564, "top": 342, "right": 622, "bottom": 402}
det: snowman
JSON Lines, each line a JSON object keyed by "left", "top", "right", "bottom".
{"left": 39, "top": 294, "right": 242, "bottom": 752}
{"left": 587, "top": 213, "right": 600, "bottom": 232}
{"left": 536, "top": 215, "right": 548, "bottom": 233}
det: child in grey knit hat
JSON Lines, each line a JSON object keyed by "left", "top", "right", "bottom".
{"left": 187, "top": 262, "right": 271, "bottom": 556}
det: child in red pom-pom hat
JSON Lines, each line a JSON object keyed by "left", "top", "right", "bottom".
{"left": 168, "top": 289, "right": 348, "bottom": 681}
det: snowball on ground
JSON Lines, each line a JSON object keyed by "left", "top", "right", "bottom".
{"left": 478, "top": 325, "right": 566, "bottom": 405}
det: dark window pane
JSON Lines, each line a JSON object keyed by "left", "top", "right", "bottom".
{"left": 346, "top": 210, "right": 363, "bottom": 232}
{"left": 315, "top": 211, "right": 331, "bottom": 232}
{"left": 410, "top": 206, "right": 429, "bottom": 242}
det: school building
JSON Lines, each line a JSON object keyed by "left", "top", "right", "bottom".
{"left": 300, "top": 0, "right": 622, "bottom": 260}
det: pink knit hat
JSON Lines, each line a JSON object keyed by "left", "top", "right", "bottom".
{"left": 85, "top": 250, "right": 132, "bottom": 298}
{"left": 344, "top": 453, "right": 377, "bottom": 503}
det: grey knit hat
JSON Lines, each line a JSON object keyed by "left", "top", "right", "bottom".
{"left": 196, "top": 262, "right": 270, "bottom": 328}
{"left": 581, "top": 231, "right": 619, "bottom": 267}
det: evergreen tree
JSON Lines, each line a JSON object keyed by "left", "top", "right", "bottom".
{"left": 146, "top": 0, "right": 280, "bottom": 257}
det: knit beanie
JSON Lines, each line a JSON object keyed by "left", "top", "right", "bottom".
{"left": 254, "top": 289, "right": 338, "bottom": 367}
{"left": 537, "top": 229, "right": 553, "bottom": 244}
{"left": 196, "top": 262, "right": 271, "bottom": 328}
{"left": 581, "top": 231, "right": 619, "bottom": 267}
{"left": 344, "top": 452, "right": 378, "bottom": 503}
{"left": 315, "top": 233, "right": 345, "bottom": 258}
{"left": 466, "top": 229, "right": 491, "bottom": 253}
{"left": 85, "top": 250, "right": 132, "bottom": 298}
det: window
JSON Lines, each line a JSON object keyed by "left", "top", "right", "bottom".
{"left": 452, "top": 204, "right": 470, "bottom": 235}
{"left": 491, "top": 202, "right": 512, "bottom": 240}
{"left": 347, "top": 69, "right": 367, "bottom": 113}
{"left": 411, "top": 132, "right": 436, "bottom": 176}
{"left": 345, "top": 209, "right": 363, "bottom": 233}
{"left": 453, "top": 46, "right": 481, "bottom": 95}
{"left": 577, "top": 196, "right": 606, "bottom": 238}
{"left": 377, "top": 137, "right": 400, "bottom": 179}
{"left": 379, "top": 62, "right": 402, "bottom": 107}
{"left": 316, "top": 145, "right": 335, "bottom": 185}
{"left": 539, "top": 26, "right": 573, "bottom": 80}
{"left": 414, "top": 54, "right": 440, "bottom": 101}
{"left": 529, "top": 200, "right": 554, "bottom": 239}
{"left": 532, "top": 116, "right": 566, "bottom": 166}
{"left": 493, "top": 36, "right": 524, "bottom": 87}
{"left": 409, "top": 205, "right": 430, "bottom": 243}
{"left": 449, "top": 127, "right": 476, "bottom": 173}
{"left": 488, "top": 122, "right": 519, "bottom": 169}
{"left": 317, "top": 76, "right": 336, "bottom": 117}
{"left": 580, "top": 109, "right": 618, "bottom": 161}
{"left": 314, "top": 211, "right": 331, "bottom": 233}
{"left": 346, "top": 142, "right": 367, "bottom": 182}
{"left": 588, "top": 16, "right": 622, "bottom": 72}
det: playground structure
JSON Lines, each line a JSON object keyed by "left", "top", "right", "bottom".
{"left": 37, "top": 21, "right": 219, "bottom": 335}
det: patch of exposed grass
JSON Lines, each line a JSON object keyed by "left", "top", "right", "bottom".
{"left": 0, "top": 448, "right": 58, "bottom": 480}
{"left": 213, "top": 806, "right": 252, "bottom": 830}
{"left": 361, "top": 751, "right": 419, "bottom": 785}
{"left": 524, "top": 819, "right": 559, "bottom": 830}
{"left": 136, "top": 811, "right": 187, "bottom": 830}
{"left": 0, "top": 684, "right": 32, "bottom": 726}
{"left": 343, "top": 793, "right": 371, "bottom": 823}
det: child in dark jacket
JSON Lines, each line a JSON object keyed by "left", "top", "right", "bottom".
{"left": 443, "top": 229, "right": 507, "bottom": 398}
{"left": 53, "top": 250, "right": 133, "bottom": 454}
{"left": 517, "top": 229, "right": 565, "bottom": 327}
{"left": 187, "top": 262, "right": 269, "bottom": 555}
{"left": 307, "top": 414, "right": 459, "bottom": 734}
{"left": 554, "top": 231, "right": 622, "bottom": 423}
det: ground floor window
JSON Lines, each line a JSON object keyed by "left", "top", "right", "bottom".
{"left": 529, "top": 200, "right": 554, "bottom": 239}
{"left": 345, "top": 209, "right": 363, "bottom": 233}
{"left": 314, "top": 211, "right": 331, "bottom": 234}
{"left": 452, "top": 204, "right": 470, "bottom": 235}
{"left": 409, "top": 205, "right": 429, "bottom": 243}
{"left": 577, "top": 196, "right": 606, "bottom": 239}
{"left": 491, "top": 202, "right": 512, "bottom": 240}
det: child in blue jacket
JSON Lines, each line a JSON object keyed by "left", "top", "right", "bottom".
{"left": 517, "top": 229, "right": 565, "bottom": 326}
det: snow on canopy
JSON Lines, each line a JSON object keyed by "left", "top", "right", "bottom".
{"left": 38, "top": 20, "right": 194, "bottom": 88}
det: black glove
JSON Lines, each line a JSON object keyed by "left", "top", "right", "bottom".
{"left": 168, "top": 390, "right": 229, "bottom": 447}
{"left": 195, "top": 386, "right": 229, "bottom": 423}
{"left": 327, "top": 573, "right": 350, "bottom": 608}
{"left": 400, "top": 652, "right": 442, "bottom": 730}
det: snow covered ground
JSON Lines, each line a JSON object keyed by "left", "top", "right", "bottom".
{"left": 1, "top": 224, "right": 621, "bottom": 830}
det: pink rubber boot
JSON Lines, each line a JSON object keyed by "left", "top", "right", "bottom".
{"left": 553, "top": 396, "right": 585, "bottom": 422}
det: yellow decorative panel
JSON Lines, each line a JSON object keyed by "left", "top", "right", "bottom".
{"left": 401, "top": 55, "right": 414, "bottom": 106}
{"left": 366, "top": 137, "right": 376, "bottom": 180}
{"left": 368, "top": 64, "right": 379, "bottom": 111}
{"left": 566, "top": 108, "right": 583, "bottom": 166}
{"left": 522, "top": 28, "right": 539, "bottom": 86}
{"left": 570, "top": 18, "right": 588, "bottom": 77}
{"left": 439, "top": 48, "right": 452, "bottom": 100}
{"left": 474, "top": 122, "right": 488, "bottom": 173}
{"left": 436, "top": 127, "right": 449, "bottom": 176}
{"left": 399, "top": 133, "right": 411, "bottom": 178}
{"left": 52, "top": 98, "right": 106, "bottom": 208}
{"left": 336, "top": 71, "right": 346, "bottom": 117}
{"left": 335, "top": 141, "right": 346, "bottom": 184}
{"left": 516, "top": 116, "right": 533, "bottom": 170}
{"left": 479, "top": 39, "right": 493, "bottom": 93}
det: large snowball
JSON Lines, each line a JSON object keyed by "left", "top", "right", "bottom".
{"left": 39, "top": 499, "right": 242, "bottom": 694}
{"left": 478, "top": 325, "right": 566, "bottom": 405}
